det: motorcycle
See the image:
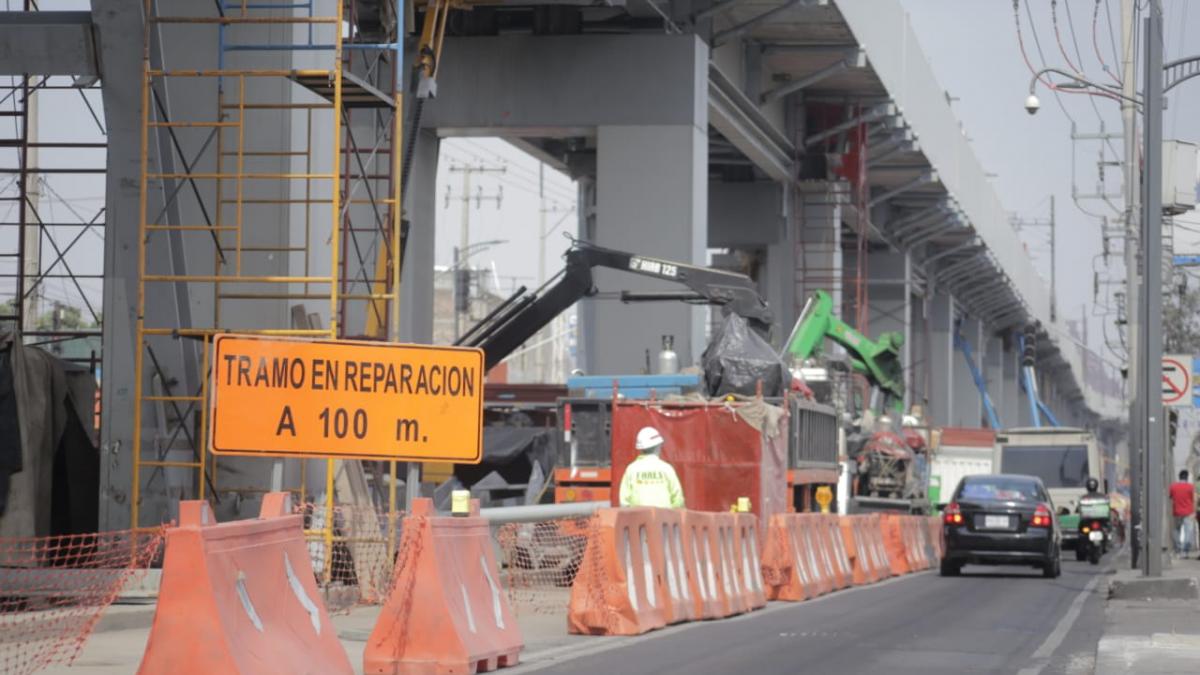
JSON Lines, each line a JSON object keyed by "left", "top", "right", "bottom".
{"left": 1076, "top": 495, "right": 1111, "bottom": 565}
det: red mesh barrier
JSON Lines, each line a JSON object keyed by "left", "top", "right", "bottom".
{"left": 495, "top": 516, "right": 592, "bottom": 615}
{"left": 0, "top": 529, "right": 163, "bottom": 675}
{"left": 297, "top": 502, "right": 404, "bottom": 611}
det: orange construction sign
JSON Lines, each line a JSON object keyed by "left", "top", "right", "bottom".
{"left": 209, "top": 335, "right": 484, "bottom": 463}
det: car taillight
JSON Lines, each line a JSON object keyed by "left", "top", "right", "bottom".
{"left": 1031, "top": 504, "right": 1052, "bottom": 528}
{"left": 944, "top": 502, "right": 964, "bottom": 525}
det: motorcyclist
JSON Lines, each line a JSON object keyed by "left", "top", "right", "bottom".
{"left": 1077, "top": 477, "right": 1112, "bottom": 562}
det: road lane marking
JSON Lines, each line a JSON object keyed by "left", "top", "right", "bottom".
{"left": 1016, "top": 564, "right": 1110, "bottom": 675}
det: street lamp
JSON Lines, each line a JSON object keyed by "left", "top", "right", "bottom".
{"left": 1021, "top": 5, "right": 1200, "bottom": 576}
{"left": 1024, "top": 67, "right": 1143, "bottom": 114}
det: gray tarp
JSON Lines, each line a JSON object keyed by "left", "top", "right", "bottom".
{"left": 0, "top": 331, "right": 97, "bottom": 538}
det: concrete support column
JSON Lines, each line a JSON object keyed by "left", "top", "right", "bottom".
{"left": 399, "top": 129, "right": 438, "bottom": 344}
{"left": 792, "top": 183, "right": 846, "bottom": 319}
{"left": 950, "top": 315, "right": 982, "bottom": 427}
{"left": 582, "top": 123, "right": 708, "bottom": 373}
{"left": 709, "top": 181, "right": 786, "bottom": 337}
{"left": 928, "top": 291, "right": 954, "bottom": 426}
{"left": 865, "top": 250, "right": 911, "bottom": 408}
{"left": 909, "top": 292, "right": 930, "bottom": 413}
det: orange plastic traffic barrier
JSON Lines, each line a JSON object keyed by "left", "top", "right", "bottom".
{"left": 649, "top": 508, "right": 693, "bottom": 624}
{"left": 860, "top": 513, "right": 892, "bottom": 580}
{"left": 138, "top": 493, "right": 353, "bottom": 675}
{"left": 364, "top": 498, "right": 523, "bottom": 674}
{"left": 709, "top": 513, "right": 747, "bottom": 616}
{"left": 819, "top": 514, "right": 853, "bottom": 590}
{"left": 928, "top": 515, "right": 945, "bottom": 562}
{"left": 905, "top": 516, "right": 930, "bottom": 571}
{"left": 567, "top": 507, "right": 667, "bottom": 635}
{"left": 761, "top": 514, "right": 812, "bottom": 601}
{"left": 881, "top": 514, "right": 913, "bottom": 576}
{"left": 681, "top": 510, "right": 723, "bottom": 619}
{"left": 789, "top": 514, "right": 831, "bottom": 597}
{"left": 733, "top": 513, "right": 767, "bottom": 611}
{"left": 839, "top": 516, "right": 872, "bottom": 586}
{"left": 857, "top": 515, "right": 886, "bottom": 584}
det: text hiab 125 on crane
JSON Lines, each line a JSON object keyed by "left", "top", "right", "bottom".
{"left": 208, "top": 335, "right": 484, "bottom": 463}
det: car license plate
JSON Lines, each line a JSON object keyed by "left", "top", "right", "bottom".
{"left": 984, "top": 515, "right": 1009, "bottom": 529}
{"left": 1089, "top": 531, "right": 1104, "bottom": 543}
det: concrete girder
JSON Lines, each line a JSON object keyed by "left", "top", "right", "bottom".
{"left": 955, "top": 280, "right": 1004, "bottom": 307}
{"left": 922, "top": 241, "right": 981, "bottom": 267}
{"left": 709, "top": 64, "right": 794, "bottom": 182}
{"left": 992, "top": 306, "right": 1029, "bottom": 330}
{"left": 935, "top": 254, "right": 987, "bottom": 284}
{"left": 713, "top": 0, "right": 824, "bottom": 46}
{"left": 888, "top": 204, "right": 945, "bottom": 234}
{"left": 867, "top": 171, "right": 936, "bottom": 209}
{"left": 963, "top": 290, "right": 1018, "bottom": 319}
{"left": 972, "top": 291, "right": 1022, "bottom": 316}
{"left": 760, "top": 47, "right": 866, "bottom": 104}
{"left": 804, "top": 103, "right": 893, "bottom": 148}
{"left": 903, "top": 216, "right": 958, "bottom": 248}
{"left": 939, "top": 260, "right": 992, "bottom": 288}
{"left": 0, "top": 11, "right": 97, "bottom": 76}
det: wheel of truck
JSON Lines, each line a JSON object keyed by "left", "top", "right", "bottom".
{"left": 939, "top": 559, "right": 961, "bottom": 577}
{"left": 1074, "top": 546, "right": 1087, "bottom": 562}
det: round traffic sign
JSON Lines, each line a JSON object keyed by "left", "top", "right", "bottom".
{"left": 1163, "top": 357, "right": 1189, "bottom": 404}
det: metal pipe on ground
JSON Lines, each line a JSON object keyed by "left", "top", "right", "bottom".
{"left": 481, "top": 501, "right": 608, "bottom": 525}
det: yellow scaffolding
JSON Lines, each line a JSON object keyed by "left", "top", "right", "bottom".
{"left": 133, "top": 0, "right": 405, "bottom": 580}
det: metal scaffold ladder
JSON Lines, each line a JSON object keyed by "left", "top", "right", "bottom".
{"left": 133, "top": 0, "right": 407, "bottom": 579}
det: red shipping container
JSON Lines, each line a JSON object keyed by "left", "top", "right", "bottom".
{"left": 610, "top": 399, "right": 788, "bottom": 527}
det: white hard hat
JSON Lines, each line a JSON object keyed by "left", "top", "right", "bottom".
{"left": 635, "top": 426, "right": 664, "bottom": 452}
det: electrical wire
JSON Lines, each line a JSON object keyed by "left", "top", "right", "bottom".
{"left": 1015, "top": 0, "right": 1122, "bottom": 106}
{"left": 1052, "top": 0, "right": 1084, "bottom": 75}
{"left": 1063, "top": 0, "right": 1123, "bottom": 158}
{"left": 1093, "top": 0, "right": 1122, "bottom": 85}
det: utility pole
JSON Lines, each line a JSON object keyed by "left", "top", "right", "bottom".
{"left": 1121, "top": 0, "right": 1143, "bottom": 570}
{"left": 447, "top": 163, "right": 504, "bottom": 339}
{"left": 1139, "top": 0, "right": 1165, "bottom": 577}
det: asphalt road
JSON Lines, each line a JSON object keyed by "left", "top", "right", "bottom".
{"left": 524, "top": 557, "right": 1110, "bottom": 675}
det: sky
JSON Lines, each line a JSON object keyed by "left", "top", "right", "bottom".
{"left": 900, "top": 0, "right": 1200, "bottom": 367}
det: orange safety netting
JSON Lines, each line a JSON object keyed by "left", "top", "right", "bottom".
{"left": 297, "top": 502, "right": 404, "bottom": 611}
{"left": 0, "top": 529, "right": 163, "bottom": 675}
{"left": 495, "top": 516, "right": 594, "bottom": 615}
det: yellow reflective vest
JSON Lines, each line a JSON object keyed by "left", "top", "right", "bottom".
{"left": 618, "top": 454, "right": 685, "bottom": 509}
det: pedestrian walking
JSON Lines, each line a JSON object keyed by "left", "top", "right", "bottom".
{"left": 1169, "top": 470, "right": 1196, "bottom": 555}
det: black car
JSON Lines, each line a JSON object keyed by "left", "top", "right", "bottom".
{"left": 940, "top": 473, "right": 1062, "bottom": 578}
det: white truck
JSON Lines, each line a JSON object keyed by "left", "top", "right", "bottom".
{"left": 929, "top": 428, "right": 997, "bottom": 506}
{"left": 993, "top": 427, "right": 1103, "bottom": 554}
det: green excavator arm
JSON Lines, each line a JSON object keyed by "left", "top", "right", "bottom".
{"left": 782, "top": 290, "right": 906, "bottom": 413}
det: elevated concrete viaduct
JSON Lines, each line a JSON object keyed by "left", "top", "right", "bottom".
{"left": 0, "top": 0, "right": 1126, "bottom": 529}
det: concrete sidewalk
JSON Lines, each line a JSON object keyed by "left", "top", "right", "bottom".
{"left": 1095, "top": 552, "right": 1200, "bottom": 674}
{"left": 42, "top": 596, "right": 590, "bottom": 674}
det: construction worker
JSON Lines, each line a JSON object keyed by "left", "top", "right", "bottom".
{"left": 618, "top": 426, "right": 685, "bottom": 509}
